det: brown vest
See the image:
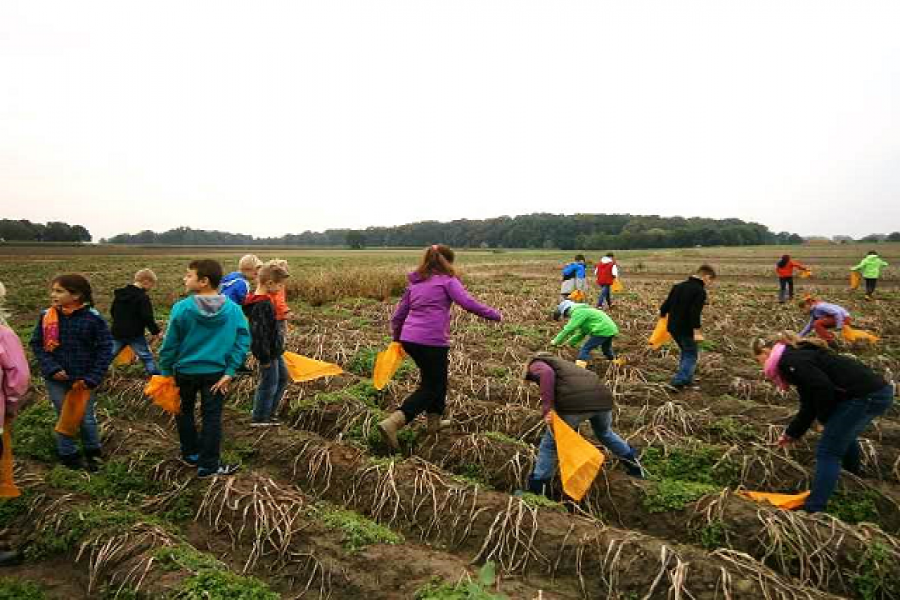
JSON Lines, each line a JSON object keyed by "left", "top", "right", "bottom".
{"left": 527, "top": 354, "right": 613, "bottom": 413}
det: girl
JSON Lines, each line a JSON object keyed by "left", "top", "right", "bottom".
{"left": 775, "top": 255, "right": 809, "bottom": 304}
{"left": 30, "top": 274, "right": 113, "bottom": 471}
{"left": 799, "top": 296, "right": 850, "bottom": 348}
{"left": 851, "top": 250, "right": 889, "bottom": 300}
{"left": 379, "top": 245, "right": 502, "bottom": 449}
{"left": 752, "top": 333, "right": 893, "bottom": 513}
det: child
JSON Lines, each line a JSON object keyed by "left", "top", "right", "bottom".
{"left": 594, "top": 253, "right": 618, "bottom": 309}
{"left": 266, "top": 259, "right": 294, "bottom": 322}
{"left": 379, "top": 245, "right": 501, "bottom": 449}
{"left": 551, "top": 300, "right": 619, "bottom": 367}
{"left": 752, "top": 333, "right": 893, "bottom": 513}
{"left": 110, "top": 268, "right": 162, "bottom": 375}
{"left": 851, "top": 251, "right": 889, "bottom": 300}
{"left": 520, "top": 353, "right": 643, "bottom": 497}
{"left": 560, "top": 254, "right": 587, "bottom": 300}
{"left": 1, "top": 281, "right": 31, "bottom": 472}
{"left": 660, "top": 265, "right": 716, "bottom": 390}
{"left": 219, "top": 254, "right": 263, "bottom": 306}
{"left": 30, "top": 274, "right": 113, "bottom": 471}
{"left": 799, "top": 297, "right": 850, "bottom": 348}
{"left": 159, "top": 259, "right": 251, "bottom": 477}
{"left": 775, "top": 255, "right": 808, "bottom": 304}
{"left": 243, "top": 263, "right": 290, "bottom": 426}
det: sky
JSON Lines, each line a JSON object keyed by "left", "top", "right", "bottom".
{"left": 1, "top": 1, "right": 899, "bottom": 241}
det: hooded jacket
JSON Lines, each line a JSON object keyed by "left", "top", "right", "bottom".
{"left": 158, "top": 294, "right": 250, "bottom": 377}
{"left": 243, "top": 294, "right": 284, "bottom": 364}
{"left": 524, "top": 353, "right": 613, "bottom": 414}
{"left": 391, "top": 272, "right": 501, "bottom": 347}
{"left": 552, "top": 305, "right": 619, "bottom": 347}
{"left": 852, "top": 254, "right": 889, "bottom": 279}
{"left": 110, "top": 284, "right": 161, "bottom": 339}
{"left": 594, "top": 257, "right": 619, "bottom": 285}
{"left": 219, "top": 272, "right": 250, "bottom": 305}
{"left": 0, "top": 326, "right": 30, "bottom": 434}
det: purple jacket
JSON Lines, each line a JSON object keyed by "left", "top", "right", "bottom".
{"left": 800, "top": 302, "right": 850, "bottom": 336}
{"left": 391, "top": 272, "right": 501, "bottom": 347}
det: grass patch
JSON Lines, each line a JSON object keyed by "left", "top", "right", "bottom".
{"left": 852, "top": 541, "right": 900, "bottom": 600}
{"left": 11, "top": 402, "right": 57, "bottom": 462}
{"left": 45, "top": 459, "right": 162, "bottom": 500}
{"left": 643, "top": 479, "right": 719, "bottom": 513}
{"left": 154, "top": 544, "right": 224, "bottom": 572}
{"left": 173, "top": 569, "right": 279, "bottom": 600}
{"left": 415, "top": 562, "right": 507, "bottom": 599}
{"left": 482, "top": 431, "right": 529, "bottom": 449}
{"left": 828, "top": 490, "right": 880, "bottom": 525}
{"left": 640, "top": 443, "right": 737, "bottom": 512}
{"left": 314, "top": 502, "right": 402, "bottom": 552}
{"left": 694, "top": 519, "right": 727, "bottom": 550}
{"left": 0, "top": 490, "right": 32, "bottom": 523}
{"left": 0, "top": 578, "right": 47, "bottom": 600}
{"left": 517, "top": 492, "right": 565, "bottom": 512}
{"left": 706, "top": 417, "right": 757, "bottom": 442}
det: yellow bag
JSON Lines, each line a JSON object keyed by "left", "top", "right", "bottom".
{"left": 568, "top": 290, "right": 586, "bottom": 303}
{"left": 283, "top": 352, "right": 344, "bottom": 383}
{"left": 373, "top": 342, "right": 405, "bottom": 391}
{"left": 648, "top": 317, "right": 673, "bottom": 349}
{"left": 54, "top": 381, "right": 90, "bottom": 437}
{"left": 799, "top": 270, "right": 812, "bottom": 279}
{"left": 738, "top": 490, "right": 810, "bottom": 510}
{"left": 842, "top": 325, "right": 880, "bottom": 345}
{"left": 144, "top": 375, "right": 181, "bottom": 415}
{"left": 850, "top": 271, "right": 861, "bottom": 290}
{"left": 611, "top": 279, "right": 624, "bottom": 293}
{"left": 0, "top": 421, "right": 20, "bottom": 498}
{"left": 551, "top": 412, "right": 604, "bottom": 502}
{"left": 114, "top": 345, "right": 137, "bottom": 366}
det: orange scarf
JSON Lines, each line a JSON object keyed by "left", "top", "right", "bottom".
{"left": 41, "top": 304, "right": 84, "bottom": 352}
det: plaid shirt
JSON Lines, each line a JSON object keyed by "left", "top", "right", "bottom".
{"left": 30, "top": 307, "right": 114, "bottom": 388}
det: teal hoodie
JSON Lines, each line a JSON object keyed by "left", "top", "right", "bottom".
{"left": 158, "top": 294, "right": 250, "bottom": 377}
{"left": 852, "top": 254, "right": 889, "bottom": 279}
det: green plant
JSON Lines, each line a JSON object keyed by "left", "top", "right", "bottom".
{"left": 641, "top": 444, "right": 739, "bottom": 487}
{"left": 0, "top": 578, "right": 47, "bottom": 600}
{"left": 707, "top": 417, "right": 757, "bottom": 442}
{"left": 414, "top": 562, "right": 508, "bottom": 599}
{"left": 516, "top": 492, "right": 565, "bottom": 512}
{"left": 0, "top": 490, "right": 32, "bottom": 523}
{"left": 26, "top": 504, "right": 157, "bottom": 560}
{"left": 11, "top": 402, "right": 57, "bottom": 462}
{"left": 852, "top": 541, "right": 900, "bottom": 600}
{"left": 828, "top": 490, "right": 880, "bottom": 525}
{"left": 173, "top": 570, "right": 279, "bottom": 600}
{"left": 642, "top": 479, "right": 718, "bottom": 513}
{"left": 482, "top": 431, "right": 529, "bottom": 449}
{"left": 314, "top": 502, "right": 402, "bottom": 552}
{"left": 154, "top": 544, "right": 224, "bottom": 573}
{"left": 695, "top": 520, "right": 726, "bottom": 549}
{"left": 347, "top": 347, "right": 379, "bottom": 376}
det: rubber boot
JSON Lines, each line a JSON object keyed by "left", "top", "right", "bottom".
{"left": 84, "top": 447, "right": 103, "bottom": 473}
{"left": 377, "top": 411, "right": 407, "bottom": 451}
{"left": 621, "top": 448, "right": 646, "bottom": 479}
{"left": 426, "top": 413, "right": 453, "bottom": 434}
{"left": 575, "top": 360, "right": 588, "bottom": 369}
{"left": 59, "top": 452, "right": 84, "bottom": 471}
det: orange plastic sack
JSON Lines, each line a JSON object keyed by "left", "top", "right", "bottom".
{"left": 373, "top": 342, "right": 405, "bottom": 391}
{"left": 114, "top": 345, "right": 136, "bottom": 366}
{"left": 0, "top": 422, "right": 20, "bottom": 498}
{"left": 799, "top": 270, "right": 812, "bottom": 279}
{"left": 54, "top": 381, "right": 90, "bottom": 437}
{"left": 551, "top": 412, "right": 604, "bottom": 502}
{"left": 611, "top": 279, "right": 624, "bottom": 293}
{"left": 283, "top": 352, "right": 344, "bottom": 383}
{"left": 648, "top": 317, "right": 673, "bottom": 349}
{"left": 568, "top": 290, "right": 586, "bottom": 303}
{"left": 144, "top": 375, "right": 181, "bottom": 415}
{"left": 842, "top": 325, "right": 880, "bottom": 345}
{"left": 850, "top": 271, "right": 861, "bottom": 290}
{"left": 738, "top": 490, "right": 810, "bottom": 510}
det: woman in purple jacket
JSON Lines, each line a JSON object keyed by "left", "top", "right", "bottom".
{"left": 378, "top": 245, "right": 502, "bottom": 449}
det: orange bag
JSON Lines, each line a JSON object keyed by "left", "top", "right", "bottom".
{"left": 144, "top": 375, "right": 181, "bottom": 415}
{"left": 648, "top": 317, "right": 673, "bottom": 349}
{"left": 0, "top": 421, "right": 20, "bottom": 498}
{"left": 799, "top": 270, "right": 812, "bottom": 279}
{"left": 54, "top": 381, "right": 90, "bottom": 437}
{"left": 114, "top": 345, "right": 137, "bottom": 366}
{"left": 568, "top": 290, "right": 586, "bottom": 303}
{"left": 842, "top": 325, "right": 880, "bottom": 345}
{"left": 283, "top": 352, "right": 344, "bottom": 382}
{"left": 738, "top": 490, "right": 810, "bottom": 510}
{"left": 551, "top": 412, "right": 604, "bottom": 502}
{"left": 850, "top": 271, "right": 861, "bottom": 290}
{"left": 373, "top": 342, "right": 405, "bottom": 391}
{"left": 611, "top": 279, "right": 624, "bottom": 293}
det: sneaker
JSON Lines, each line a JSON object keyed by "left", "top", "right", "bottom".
{"left": 180, "top": 454, "right": 199, "bottom": 467}
{"left": 268, "top": 418, "right": 282, "bottom": 426}
{"left": 250, "top": 420, "right": 278, "bottom": 428}
{"left": 197, "top": 464, "right": 240, "bottom": 478}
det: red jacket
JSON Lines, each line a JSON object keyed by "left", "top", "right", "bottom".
{"left": 776, "top": 260, "right": 807, "bottom": 278}
{"left": 595, "top": 261, "right": 617, "bottom": 285}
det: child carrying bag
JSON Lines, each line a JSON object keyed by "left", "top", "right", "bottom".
{"left": 551, "top": 412, "right": 604, "bottom": 502}
{"left": 54, "top": 380, "right": 91, "bottom": 437}
{"left": 373, "top": 342, "right": 406, "bottom": 391}
{"left": 144, "top": 376, "right": 181, "bottom": 415}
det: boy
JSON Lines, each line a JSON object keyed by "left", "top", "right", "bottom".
{"left": 799, "top": 297, "right": 850, "bottom": 348}
{"left": 159, "top": 259, "right": 250, "bottom": 477}
{"left": 551, "top": 300, "right": 619, "bottom": 367}
{"left": 243, "top": 263, "right": 290, "bottom": 426}
{"left": 851, "top": 251, "right": 889, "bottom": 300}
{"left": 219, "top": 254, "right": 263, "bottom": 306}
{"left": 594, "top": 253, "right": 618, "bottom": 309}
{"left": 560, "top": 254, "right": 587, "bottom": 300}
{"left": 660, "top": 264, "right": 716, "bottom": 390}
{"left": 110, "top": 268, "right": 161, "bottom": 375}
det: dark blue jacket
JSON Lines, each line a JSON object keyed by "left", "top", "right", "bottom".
{"left": 30, "top": 306, "right": 114, "bottom": 388}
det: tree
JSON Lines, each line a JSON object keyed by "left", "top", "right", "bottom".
{"left": 346, "top": 231, "right": 366, "bottom": 249}
{"left": 887, "top": 232, "right": 900, "bottom": 242}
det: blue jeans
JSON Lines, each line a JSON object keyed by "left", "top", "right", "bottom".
{"left": 577, "top": 336, "right": 615, "bottom": 361}
{"left": 174, "top": 372, "right": 225, "bottom": 471}
{"left": 112, "top": 337, "right": 160, "bottom": 375}
{"left": 597, "top": 284, "right": 612, "bottom": 308}
{"left": 805, "top": 384, "right": 894, "bottom": 513}
{"left": 46, "top": 379, "right": 101, "bottom": 457}
{"left": 531, "top": 411, "right": 633, "bottom": 481}
{"left": 672, "top": 335, "right": 698, "bottom": 386}
{"left": 253, "top": 355, "right": 288, "bottom": 422}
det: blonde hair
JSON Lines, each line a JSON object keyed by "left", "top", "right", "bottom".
{"left": 239, "top": 254, "right": 264, "bottom": 270}
{"left": 267, "top": 258, "right": 290, "bottom": 273}
{"left": 0, "top": 281, "right": 8, "bottom": 328}
{"left": 258, "top": 264, "right": 290, "bottom": 284}
{"left": 751, "top": 330, "right": 829, "bottom": 357}
{"left": 134, "top": 268, "right": 157, "bottom": 283}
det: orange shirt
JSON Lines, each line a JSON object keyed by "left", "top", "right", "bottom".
{"left": 776, "top": 260, "right": 807, "bottom": 278}
{"left": 269, "top": 289, "right": 290, "bottom": 320}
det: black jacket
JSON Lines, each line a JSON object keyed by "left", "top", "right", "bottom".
{"left": 780, "top": 344, "right": 888, "bottom": 439}
{"left": 110, "top": 285, "right": 160, "bottom": 339}
{"left": 525, "top": 353, "right": 614, "bottom": 413}
{"left": 243, "top": 296, "right": 284, "bottom": 365}
{"left": 660, "top": 276, "right": 707, "bottom": 338}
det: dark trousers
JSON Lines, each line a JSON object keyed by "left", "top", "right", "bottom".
{"left": 174, "top": 372, "right": 225, "bottom": 470}
{"left": 865, "top": 278, "right": 877, "bottom": 296}
{"left": 399, "top": 342, "right": 449, "bottom": 423}
{"left": 778, "top": 277, "right": 794, "bottom": 303}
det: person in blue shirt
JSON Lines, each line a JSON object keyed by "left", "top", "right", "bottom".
{"left": 560, "top": 254, "right": 587, "bottom": 300}
{"left": 218, "top": 254, "right": 263, "bottom": 306}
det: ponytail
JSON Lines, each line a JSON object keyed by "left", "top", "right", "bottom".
{"left": 416, "top": 244, "right": 456, "bottom": 280}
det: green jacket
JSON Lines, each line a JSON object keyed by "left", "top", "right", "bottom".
{"left": 552, "top": 305, "right": 619, "bottom": 347}
{"left": 852, "top": 255, "right": 889, "bottom": 279}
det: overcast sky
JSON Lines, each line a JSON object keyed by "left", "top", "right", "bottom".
{"left": 1, "top": 2, "right": 898, "bottom": 241}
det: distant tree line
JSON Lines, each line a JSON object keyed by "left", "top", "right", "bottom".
{"left": 105, "top": 214, "right": 804, "bottom": 250}
{"left": 0, "top": 219, "right": 92, "bottom": 243}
